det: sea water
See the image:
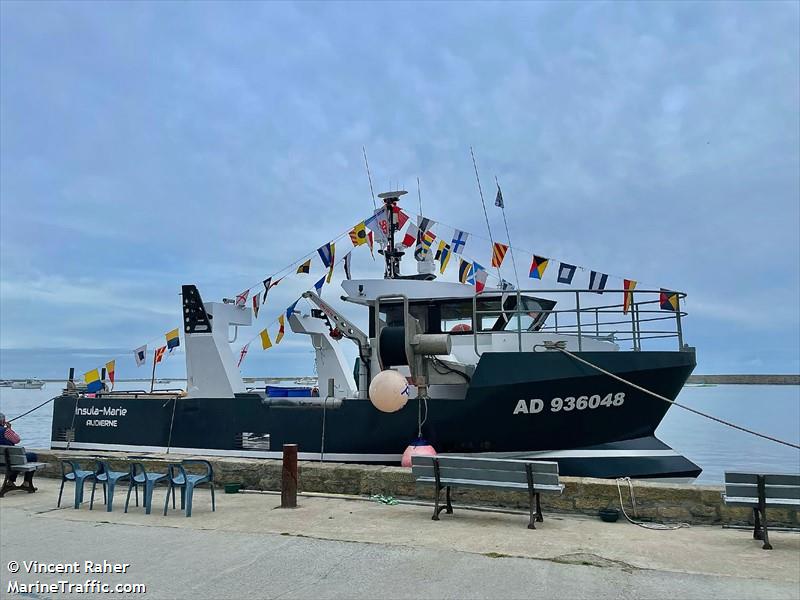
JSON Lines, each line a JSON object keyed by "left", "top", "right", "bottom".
{"left": 1, "top": 383, "right": 797, "bottom": 484}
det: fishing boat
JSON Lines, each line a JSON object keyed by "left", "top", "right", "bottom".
{"left": 11, "top": 379, "right": 45, "bottom": 390}
{"left": 50, "top": 191, "right": 701, "bottom": 479}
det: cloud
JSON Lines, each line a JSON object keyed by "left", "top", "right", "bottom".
{"left": 1, "top": 1, "right": 798, "bottom": 375}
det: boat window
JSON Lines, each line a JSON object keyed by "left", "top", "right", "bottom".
{"left": 371, "top": 303, "right": 430, "bottom": 336}
{"left": 440, "top": 300, "right": 502, "bottom": 333}
{"left": 370, "top": 296, "right": 554, "bottom": 337}
{"left": 439, "top": 296, "right": 555, "bottom": 334}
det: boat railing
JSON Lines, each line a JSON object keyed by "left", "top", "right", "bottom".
{"left": 472, "top": 288, "right": 688, "bottom": 355}
{"left": 82, "top": 389, "right": 185, "bottom": 399}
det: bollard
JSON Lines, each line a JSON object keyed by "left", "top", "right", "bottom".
{"left": 281, "top": 444, "right": 298, "bottom": 508}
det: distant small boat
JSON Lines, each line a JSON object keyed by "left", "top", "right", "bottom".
{"left": 10, "top": 379, "right": 44, "bottom": 390}
{"left": 0, "top": 380, "right": 12, "bottom": 387}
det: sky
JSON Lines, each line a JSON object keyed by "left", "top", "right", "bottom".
{"left": 1, "top": 1, "right": 798, "bottom": 380}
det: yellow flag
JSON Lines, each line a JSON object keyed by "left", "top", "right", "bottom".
{"left": 260, "top": 329, "right": 272, "bottom": 350}
{"left": 349, "top": 222, "right": 368, "bottom": 246}
{"left": 105, "top": 360, "right": 116, "bottom": 385}
{"left": 623, "top": 279, "right": 637, "bottom": 314}
{"left": 276, "top": 314, "right": 285, "bottom": 344}
{"left": 325, "top": 242, "right": 336, "bottom": 284}
{"left": 84, "top": 368, "right": 102, "bottom": 393}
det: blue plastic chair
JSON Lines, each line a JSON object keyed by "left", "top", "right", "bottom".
{"left": 163, "top": 460, "right": 215, "bottom": 517}
{"left": 90, "top": 460, "right": 130, "bottom": 512}
{"left": 124, "top": 462, "right": 167, "bottom": 515}
{"left": 57, "top": 460, "right": 97, "bottom": 509}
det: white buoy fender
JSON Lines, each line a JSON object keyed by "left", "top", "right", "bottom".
{"left": 368, "top": 369, "right": 410, "bottom": 413}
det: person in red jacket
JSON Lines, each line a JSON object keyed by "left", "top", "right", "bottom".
{"left": 0, "top": 413, "right": 21, "bottom": 446}
{"left": 0, "top": 413, "right": 39, "bottom": 495}
{"left": 0, "top": 412, "right": 36, "bottom": 462}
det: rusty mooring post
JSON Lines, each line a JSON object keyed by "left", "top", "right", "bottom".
{"left": 281, "top": 444, "right": 298, "bottom": 508}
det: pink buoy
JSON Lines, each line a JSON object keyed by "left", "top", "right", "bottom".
{"left": 401, "top": 437, "right": 437, "bottom": 468}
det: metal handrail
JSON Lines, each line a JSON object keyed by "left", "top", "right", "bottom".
{"left": 471, "top": 288, "right": 687, "bottom": 356}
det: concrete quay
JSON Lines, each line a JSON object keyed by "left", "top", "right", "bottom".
{"left": 30, "top": 449, "right": 800, "bottom": 527}
{"left": 1, "top": 478, "right": 799, "bottom": 599}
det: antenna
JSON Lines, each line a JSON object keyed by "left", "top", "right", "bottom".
{"left": 362, "top": 146, "right": 377, "bottom": 210}
{"left": 495, "top": 175, "right": 520, "bottom": 289}
{"left": 469, "top": 147, "right": 502, "bottom": 283}
{"left": 377, "top": 190, "right": 407, "bottom": 279}
{"left": 417, "top": 177, "right": 423, "bottom": 215}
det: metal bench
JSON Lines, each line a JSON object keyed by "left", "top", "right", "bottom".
{"left": 0, "top": 447, "right": 48, "bottom": 498}
{"left": 412, "top": 455, "right": 564, "bottom": 529}
{"left": 722, "top": 471, "right": 800, "bottom": 550}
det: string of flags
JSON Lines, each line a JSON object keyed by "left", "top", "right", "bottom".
{"left": 79, "top": 202, "right": 681, "bottom": 382}
{"left": 78, "top": 217, "right": 372, "bottom": 382}
{"left": 424, "top": 212, "right": 680, "bottom": 314}
{"left": 82, "top": 325, "right": 182, "bottom": 392}
{"left": 249, "top": 299, "right": 300, "bottom": 358}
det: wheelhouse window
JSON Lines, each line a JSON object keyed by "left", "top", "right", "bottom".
{"left": 369, "top": 295, "right": 555, "bottom": 337}
{"left": 440, "top": 296, "right": 555, "bottom": 334}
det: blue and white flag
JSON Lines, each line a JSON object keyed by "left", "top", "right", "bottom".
{"left": 364, "top": 208, "right": 388, "bottom": 244}
{"left": 495, "top": 184, "right": 504, "bottom": 208}
{"left": 317, "top": 243, "right": 334, "bottom": 269}
{"left": 314, "top": 275, "right": 326, "bottom": 297}
{"left": 134, "top": 344, "right": 147, "bottom": 367}
{"left": 286, "top": 299, "right": 300, "bottom": 319}
{"left": 451, "top": 229, "right": 468, "bottom": 254}
{"left": 557, "top": 262, "right": 576, "bottom": 285}
{"left": 589, "top": 271, "right": 608, "bottom": 294}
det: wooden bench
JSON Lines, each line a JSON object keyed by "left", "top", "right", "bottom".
{"left": 722, "top": 471, "right": 800, "bottom": 550}
{"left": 411, "top": 455, "right": 564, "bottom": 529}
{"left": 0, "top": 447, "right": 48, "bottom": 498}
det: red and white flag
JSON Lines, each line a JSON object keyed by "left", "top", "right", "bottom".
{"left": 402, "top": 223, "right": 418, "bottom": 248}
{"left": 235, "top": 289, "right": 249, "bottom": 307}
{"left": 474, "top": 269, "right": 488, "bottom": 293}
{"left": 393, "top": 206, "right": 410, "bottom": 229}
{"left": 237, "top": 343, "right": 250, "bottom": 368}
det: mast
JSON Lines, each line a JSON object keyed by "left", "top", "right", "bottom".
{"left": 377, "top": 190, "right": 407, "bottom": 279}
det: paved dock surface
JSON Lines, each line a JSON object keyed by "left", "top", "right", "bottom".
{"left": 2, "top": 478, "right": 799, "bottom": 599}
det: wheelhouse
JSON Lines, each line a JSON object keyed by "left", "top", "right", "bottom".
{"left": 368, "top": 294, "right": 557, "bottom": 337}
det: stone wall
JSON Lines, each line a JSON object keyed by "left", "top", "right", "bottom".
{"left": 30, "top": 450, "right": 798, "bottom": 527}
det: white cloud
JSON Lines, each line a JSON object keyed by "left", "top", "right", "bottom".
{"left": 0, "top": 1, "right": 797, "bottom": 374}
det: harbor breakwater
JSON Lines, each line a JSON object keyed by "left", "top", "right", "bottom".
{"left": 30, "top": 450, "right": 798, "bottom": 527}
{"left": 686, "top": 374, "right": 800, "bottom": 385}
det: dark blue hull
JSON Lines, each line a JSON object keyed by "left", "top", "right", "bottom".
{"left": 51, "top": 349, "right": 700, "bottom": 479}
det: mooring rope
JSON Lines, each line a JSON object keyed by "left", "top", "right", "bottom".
{"left": 164, "top": 396, "right": 178, "bottom": 455}
{"left": 550, "top": 343, "right": 800, "bottom": 450}
{"left": 615, "top": 477, "right": 690, "bottom": 530}
{"left": 7, "top": 396, "right": 57, "bottom": 422}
